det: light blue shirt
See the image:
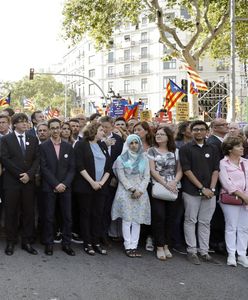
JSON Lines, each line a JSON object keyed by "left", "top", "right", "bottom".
{"left": 90, "top": 143, "right": 106, "bottom": 181}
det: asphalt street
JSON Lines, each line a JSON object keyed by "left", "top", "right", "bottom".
{"left": 0, "top": 240, "right": 247, "bottom": 300}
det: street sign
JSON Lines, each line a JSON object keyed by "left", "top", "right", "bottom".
{"left": 176, "top": 102, "right": 189, "bottom": 121}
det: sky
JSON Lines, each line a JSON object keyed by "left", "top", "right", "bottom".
{"left": 0, "top": 0, "right": 69, "bottom": 82}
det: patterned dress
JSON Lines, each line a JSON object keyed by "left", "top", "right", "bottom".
{"left": 111, "top": 157, "right": 151, "bottom": 225}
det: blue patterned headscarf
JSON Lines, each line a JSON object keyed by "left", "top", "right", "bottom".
{"left": 118, "top": 134, "right": 146, "bottom": 174}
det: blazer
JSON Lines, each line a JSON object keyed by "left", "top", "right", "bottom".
{"left": 27, "top": 127, "right": 37, "bottom": 138}
{"left": 108, "top": 132, "right": 124, "bottom": 164}
{"left": 1, "top": 132, "right": 40, "bottom": 189}
{"left": 73, "top": 139, "right": 111, "bottom": 194}
{"left": 40, "top": 139, "right": 75, "bottom": 192}
{"left": 206, "top": 135, "right": 223, "bottom": 160}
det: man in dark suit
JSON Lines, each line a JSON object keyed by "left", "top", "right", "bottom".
{"left": 99, "top": 116, "right": 124, "bottom": 243}
{"left": 1, "top": 113, "right": 40, "bottom": 255}
{"left": 207, "top": 118, "right": 228, "bottom": 254}
{"left": 27, "top": 110, "right": 45, "bottom": 138}
{"left": 40, "top": 118, "right": 75, "bottom": 256}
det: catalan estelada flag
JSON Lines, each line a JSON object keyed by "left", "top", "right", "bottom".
{"left": 185, "top": 64, "right": 208, "bottom": 91}
{"left": 123, "top": 102, "right": 139, "bottom": 120}
{"left": 0, "top": 92, "right": 11, "bottom": 107}
{"left": 23, "top": 98, "right": 35, "bottom": 111}
{"left": 190, "top": 81, "right": 199, "bottom": 95}
{"left": 164, "top": 80, "right": 186, "bottom": 111}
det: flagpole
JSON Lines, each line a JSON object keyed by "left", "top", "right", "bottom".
{"left": 230, "top": 0, "right": 235, "bottom": 122}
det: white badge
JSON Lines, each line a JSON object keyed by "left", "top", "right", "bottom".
{"left": 205, "top": 153, "right": 210, "bottom": 158}
{"left": 64, "top": 154, "right": 68, "bottom": 158}
{"left": 26, "top": 142, "right": 29, "bottom": 146}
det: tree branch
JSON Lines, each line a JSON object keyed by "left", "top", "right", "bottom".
{"left": 203, "top": 0, "right": 214, "bottom": 34}
{"left": 148, "top": 0, "right": 185, "bottom": 51}
{"left": 185, "top": 0, "right": 203, "bottom": 51}
{"left": 194, "top": 6, "right": 230, "bottom": 59}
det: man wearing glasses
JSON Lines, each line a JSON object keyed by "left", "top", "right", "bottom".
{"left": 179, "top": 120, "right": 220, "bottom": 265}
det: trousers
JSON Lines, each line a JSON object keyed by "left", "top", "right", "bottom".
{"left": 122, "top": 220, "right": 140, "bottom": 250}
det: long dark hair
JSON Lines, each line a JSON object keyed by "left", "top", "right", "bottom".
{"left": 155, "top": 126, "right": 176, "bottom": 152}
{"left": 175, "top": 121, "right": 191, "bottom": 141}
{"left": 133, "top": 121, "right": 155, "bottom": 147}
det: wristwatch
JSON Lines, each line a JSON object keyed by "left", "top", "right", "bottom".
{"left": 211, "top": 188, "right": 216, "bottom": 192}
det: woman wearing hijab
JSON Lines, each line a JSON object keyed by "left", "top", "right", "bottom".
{"left": 112, "top": 134, "right": 151, "bottom": 257}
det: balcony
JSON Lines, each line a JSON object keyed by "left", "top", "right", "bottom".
{"left": 119, "top": 71, "right": 135, "bottom": 77}
{"left": 139, "top": 54, "right": 150, "bottom": 59}
{"left": 139, "top": 39, "right": 150, "bottom": 44}
{"left": 118, "top": 56, "right": 137, "bottom": 63}
{"left": 119, "top": 89, "right": 136, "bottom": 95}
{"left": 216, "top": 65, "right": 229, "bottom": 71}
{"left": 139, "top": 69, "right": 150, "bottom": 74}
{"left": 106, "top": 73, "right": 116, "bottom": 78}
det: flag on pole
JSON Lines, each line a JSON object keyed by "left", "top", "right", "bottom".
{"left": 23, "top": 98, "right": 35, "bottom": 111}
{"left": 164, "top": 79, "right": 186, "bottom": 111}
{"left": 215, "top": 101, "right": 222, "bottom": 118}
{"left": 92, "top": 102, "right": 104, "bottom": 115}
{"left": 0, "top": 92, "right": 11, "bottom": 107}
{"left": 44, "top": 106, "right": 60, "bottom": 119}
{"left": 123, "top": 102, "right": 139, "bottom": 120}
{"left": 185, "top": 64, "right": 208, "bottom": 91}
{"left": 189, "top": 81, "right": 199, "bottom": 95}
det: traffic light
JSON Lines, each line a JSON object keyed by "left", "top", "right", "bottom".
{"left": 29, "top": 68, "right": 34, "bottom": 80}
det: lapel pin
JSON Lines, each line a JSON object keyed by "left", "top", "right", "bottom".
{"left": 64, "top": 154, "right": 68, "bottom": 158}
{"left": 26, "top": 142, "right": 30, "bottom": 146}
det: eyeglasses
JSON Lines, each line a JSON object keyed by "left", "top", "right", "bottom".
{"left": 155, "top": 133, "right": 167, "bottom": 136}
{"left": 192, "top": 128, "right": 206, "bottom": 132}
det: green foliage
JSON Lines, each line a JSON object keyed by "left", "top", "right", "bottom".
{"left": 2, "top": 75, "right": 74, "bottom": 115}
{"left": 62, "top": 0, "right": 248, "bottom": 64}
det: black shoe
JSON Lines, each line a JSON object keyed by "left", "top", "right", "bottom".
{"left": 83, "top": 243, "right": 95, "bottom": 256}
{"left": 54, "top": 232, "right": 62, "bottom": 244}
{"left": 71, "top": 232, "right": 83, "bottom": 244}
{"left": 5, "top": 243, "right": 14, "bottom": 256}
{"left": 45, "top": 245, "right": 53, "bottom": 256}
{"left": 21, "top": 243, "right": 38, "bottom": 255}
{"left": 93, "top": 244, "right": 107, "bottom": 255}
{"left": 62, "top": 245, "right": 75, "bottom": 256}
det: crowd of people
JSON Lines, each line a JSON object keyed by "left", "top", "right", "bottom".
{"left": 0, "top": 107, "right": 248, "bottom": 268}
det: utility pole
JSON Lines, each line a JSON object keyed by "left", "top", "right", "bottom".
{"left": 230, "top": 0, "right": 236, "bottom": 121}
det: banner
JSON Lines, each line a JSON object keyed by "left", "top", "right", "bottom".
{"left": 176, "top": 102, "right": 189, "bottom": 122}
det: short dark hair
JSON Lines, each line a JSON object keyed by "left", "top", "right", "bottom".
{"left": 0, "top": 114, "right": 10, "bottom": 123}
{"left": 37, "top": 122, "right": 48, "bottom": 130}
{"left": 155, "top": 126, "right": 176, "bottom": 152}
{"left": 89, "top": 113, "right": 101, "bottom": 122}
{"left": 11, "top": 113, "right": 28, "bottom": 126}
{"left": 190, "top": 120, "right": 209, "bottom": 131}
{"left": 115, "top": 117, "right": 126, "bottom": 124}
{"left": 222, "top": 136, "right": 243, "bottom": 156}
{"left": 83, "top": 123, "right": 102, "bottom": 141}
{"left": 48, "top": 118, "right": 61, "bottom": 128}
{"left": 100, "top": 115, "right": 113, "bottom": 124}
{"left": 69, "top": 118, "right": 79, "bottom": 124}
{"left": 3, "top": 107, "right": 15, "bottom": 116}
{"left": 31, "top": 110, "right": 43, "bottom": 124}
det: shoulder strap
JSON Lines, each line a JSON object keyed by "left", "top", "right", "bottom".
{"left": 241, "top": 162, "right": 246, "bottom": 191}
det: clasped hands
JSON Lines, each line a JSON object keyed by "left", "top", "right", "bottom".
{"left": 19, "top": 173, "right": 30, "bottom": 184}
{"left": 91, "top": 181, "right": 104, "bottom": 191}
{"left": 163, "top": 180, "right": 178, "bottom": 193}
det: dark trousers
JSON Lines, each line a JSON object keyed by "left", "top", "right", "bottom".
{"left": 71, "top": 191, "right": 81, "bottom": 235}
{"left": 43, "top": 191, "right": 72, "bottom": 246}
{"left": 210, "top": 200, "right": 225, "bottom": 245}
{"left": 77, "top": 192, "right": 106, "bottom": 245}
{"left": 5, "top": 184, "right": 35, "bottom": 244}
{"left": 151, "top": 197, "right": 173, "bottom": 247}
{"left": 102, "top": 185, "right": 116, "bottom": 238}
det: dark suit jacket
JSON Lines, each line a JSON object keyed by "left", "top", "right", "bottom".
{"left": 1, "top": 132, "right": 40, "bottom": 189}
{"left": 109, "top": 132, "right": 124, "bottom": 164}
{"left": 27, "top": 127, "right": 37, "bottom": 138}
{"left": 73, "top": 139, "right": 111, "bottom": 194}
{"left": 206, "top": 135, "right": 223, "bottom": 160}
{"left": 40, "top": 139, "right": 75, "bottom": 192}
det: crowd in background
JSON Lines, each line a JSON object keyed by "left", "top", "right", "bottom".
{"left": 0, "top": 106, "right": 248, "bottom": 268}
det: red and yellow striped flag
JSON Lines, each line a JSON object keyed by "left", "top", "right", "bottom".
{"left": 185, "top": 64, "right": 208, "bottom": 91}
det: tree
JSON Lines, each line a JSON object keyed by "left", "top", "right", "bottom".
{"left": 1, "top": 75, "right": 75, "bottom": 116}
{"left": 62, "top": 0, "right": 247, "bottom": 68}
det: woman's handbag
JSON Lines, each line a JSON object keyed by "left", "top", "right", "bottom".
{"left": 151, "top": 182, "right": 178, "bottom": 201}
{"left": 220, "top": 162, "right": 246, "bottom": 206}
{"left": 220, "top": 193, "right": 243, "bottom": 205}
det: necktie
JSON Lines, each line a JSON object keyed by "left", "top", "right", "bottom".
{"left": 18, "top": 135, "right": 25, "bottom": 156}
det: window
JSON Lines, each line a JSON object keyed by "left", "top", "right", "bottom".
{"left": 163, "top": 59, "right": 176, "bottom": 69}
{"left": 124, "top": 35, "right": 130, "bottom": 41}
{"left": 89, "top": 84, "right": 95, "bottom": 95}
{"left": 108, "top": 82, "right": 113, "bottom": 91}
{"left": 141, "top": 78, "right": 148, "bottom": 91}
{"left": 108, "top": 66, "right": 114, "bottom": 76}
{"left": 108, "top": 52, "right": 114, "bottom": 63}
{"left": 141, "top": 32, "right": 148, "bottom": 42}
{"left": 163, "top": 76, "right": 176, "bottom": 89}
{"left": 88, "top": 55, "right": 95, "bottom": 64}
{"left": 89, "top": 69, "right": 95, "bottom": 78}
{"left": 124, "top": 80, "right": 130, "bottom": 92}
{"left": 141, "top": 62, "right": 148, "bottom": 73}
{"left": 141, "top": 17, "right": 148, "bottom": 25}
{"left": 141, "top": 47, "right": 148, "bottom": 58}
{"left": 124, "top": 49, "right": 130, "bottom": 61}
{"left": 124, "top": 64, "right": 130, "bottom": 74}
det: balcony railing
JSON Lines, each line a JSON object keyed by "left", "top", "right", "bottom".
{"left": 216, "top": 65, "right": 229, "bottom": 71}
{"left": 139, "top": 69, "right": 150, "bottom": 74}
{"left": 106, "top": 73, "right": 116, "bottom": 78}
{"left": 139, "top": 39, "right": 150, "bottom": 44}
{"left": 119, "top": 89, "right": 136, "bottom": 95}
{"left": 119, "top": 71, "right": 135, "bottom": 77}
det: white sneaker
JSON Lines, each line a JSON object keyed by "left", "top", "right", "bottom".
{"left": 164, "top": 247, "right": 173, "bottom": 258}
{"left": 227, "top": 255, "right": 237, "bottom": 267}
{"left": 237, "top": 255, "right": 248, "bottom": 268}
{"left": 145, "top": 236, "right": 154, "bottom": 252}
